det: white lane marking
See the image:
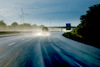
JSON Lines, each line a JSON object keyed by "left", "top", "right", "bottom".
{"left": 5, "top": 57, "right": 13, "bottom": 67}
{"left": 0, "top": 40, "right": 26, "bottom": 61}
{"left": 15, "top": 48, "right": 21, "bottom": 55}
{"left": 74, "top": 62, "right": 83, "bottom": 67}
{"left": 8, "top": 42, "right": 15, "bottom": 46}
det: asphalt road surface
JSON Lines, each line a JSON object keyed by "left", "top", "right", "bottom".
{"left": 0, "top": 32, "right": 100, "bottom": 67}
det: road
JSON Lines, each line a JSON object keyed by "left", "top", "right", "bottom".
{"left": 0, "top": 32, "right": 100, "bottom": 67}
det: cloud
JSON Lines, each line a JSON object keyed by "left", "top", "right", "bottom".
{"left": 0, "top": 0, "right": 100, "bottom": 26}
{"left": 0, "top": 8, "right": 9, "bottom": 12}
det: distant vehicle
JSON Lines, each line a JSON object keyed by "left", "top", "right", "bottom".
{"left": 41, "top": 27, "right": 50, "bottom": 36}
{"left": 42, "top": 27, "right": 49, "bottom": 32}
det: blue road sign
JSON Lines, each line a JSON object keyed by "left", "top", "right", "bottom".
{"left": 66, "top": 23, "right": 71, "bottom": 30}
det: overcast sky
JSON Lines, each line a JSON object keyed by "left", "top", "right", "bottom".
{"left": 0, "top": 0, "right": 100, "bottom": 26}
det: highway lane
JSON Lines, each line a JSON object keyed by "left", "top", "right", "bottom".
{"left": 0, "top": 32, "right": 100, "bottom": 67}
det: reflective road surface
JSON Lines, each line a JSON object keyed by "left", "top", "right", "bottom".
{"left": 0, "top": 32, "right": 100, "bottom": 67}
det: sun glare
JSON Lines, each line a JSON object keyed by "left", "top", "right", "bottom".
{"left": 32, "top": 32, "right": 50, "bottom": 36}
{"left": 37, "top": 32, "right": 50, "bottom": 36}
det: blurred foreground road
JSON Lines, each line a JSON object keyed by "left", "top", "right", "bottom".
{"left": 0, "top": 32, "right": 100, "bottom": 67}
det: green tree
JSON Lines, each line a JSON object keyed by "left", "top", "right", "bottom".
{"left": 10, "top": 22, "right": 19, "bottom": 31}
{"left": 11, "top": 22, "right": 18, "bottom": 27}
{"left": 19, "top": 23, "right": 32, "bottom": 30}
{"left": 22, "top": 23, "right": 31, "bottom": 27}
{"left": 71, "top": 4, "right": 100, "bottom": 47}
{"left": 32, "top": 24, "right": 38, "bottom": 29}
{"left": 39, "top": 25, "right": 45, "bottom": 28}
{"left": 0, "top": 20, "right": 7, "bottom": 30}
{"left": 78, "top": 4, "right": 100, "bottom": 39}
{"left": 32, "top": 24, "right": 37, "bottom": 27}
{"left": 0, "top": 20, "right": 6, "bottom": 27}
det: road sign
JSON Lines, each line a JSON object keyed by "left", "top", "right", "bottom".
{"left": 66, "top": 23, "right": 71, "bottom": 30}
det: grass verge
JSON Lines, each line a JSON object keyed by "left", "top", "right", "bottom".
{"left": 0, "top": 31, "right": 20, "bottom": 35}
{"left": 63, "top": 32, "right": 100, "bottom": 48}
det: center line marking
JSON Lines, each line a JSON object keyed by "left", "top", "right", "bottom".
{"left": 8, "top": 42, "right": 15, "bottom": 46}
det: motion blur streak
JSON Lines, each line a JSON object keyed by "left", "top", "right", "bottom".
{"left": 0, "top": 32, "right": 100, "bottom": 67}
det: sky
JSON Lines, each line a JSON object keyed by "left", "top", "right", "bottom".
{"left": 0, "top": 0, "right": 100, "bottom": 26}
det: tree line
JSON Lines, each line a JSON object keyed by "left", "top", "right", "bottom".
{"left": 72, "top": 4, "right": 100, "bottom": 40}
{"left": 0, "top": 21, "right": 45, "bottom": 31}
{"left": 64, "top": 4, "right": 100, "bottom": 48}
